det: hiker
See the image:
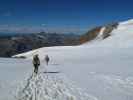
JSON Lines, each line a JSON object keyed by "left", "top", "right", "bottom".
{"left": 32, "top": 54, "right": 40, "bottom": 74}
{"left": 45, "top": 55, "right": 50, "bottom": 66}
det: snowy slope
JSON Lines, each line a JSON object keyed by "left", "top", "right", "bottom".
{"left": 99, "top": 20, "right": 133, "bottom": 47}
{"left": 1, "top": 19, "right": 133, "bottom": 100}
{"left": 15, "top": 45, "right": 133, "bottom": 100}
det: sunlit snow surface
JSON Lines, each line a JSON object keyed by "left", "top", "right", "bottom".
{"left": 1, "top": 19, "right": 133, "bottom": 100}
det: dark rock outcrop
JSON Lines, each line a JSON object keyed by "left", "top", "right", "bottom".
{"left": 79, "top": 27, "right": 102, "bottom": 44}
{"left": 79, "top": 22, "right": 119, "bottom": 44}
{"left": 102, "top": 22, "right": 118, "bottom": 39}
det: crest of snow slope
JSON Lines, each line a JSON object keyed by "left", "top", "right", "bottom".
{"left": 83, "top": 19, "right": 133, "bottom": 47}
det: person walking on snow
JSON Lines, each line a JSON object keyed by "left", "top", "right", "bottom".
{"left": 32, "top": 54, "right": 40, "bottom": 74}
{"left": 45, "top": 55, "right": 50, "bottom": 66}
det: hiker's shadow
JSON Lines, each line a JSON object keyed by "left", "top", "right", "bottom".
{"left": 43, "top": 71, "right": 60, "bottom": 74}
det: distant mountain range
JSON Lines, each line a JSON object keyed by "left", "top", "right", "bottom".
{"left": 0, "top": 32, "right": 80, "bottom": 57}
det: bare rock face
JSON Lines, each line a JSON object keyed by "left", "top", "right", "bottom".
{"left": 102, "top": 22, "right": 118, "bottom": 39}
{"left": 79, "top": 27, "right": 102, "bottom": 44}
{"left": 79, "top": 22, "right": 119, "bottom": 44}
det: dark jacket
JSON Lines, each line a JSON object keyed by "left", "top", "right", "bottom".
{"left": 33, "top": 55, "right": 40, "bottom": 66}
{"left": 45, "top": 55, "right": 49, "bottom": 62}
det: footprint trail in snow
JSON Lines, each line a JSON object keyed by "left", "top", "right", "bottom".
{"left": 15, "top": 73, "right": 97, "bottom": 100}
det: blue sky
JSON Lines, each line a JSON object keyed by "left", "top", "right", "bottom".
{"left": 0, "top": 0, "right": 133, "bottom": 34}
